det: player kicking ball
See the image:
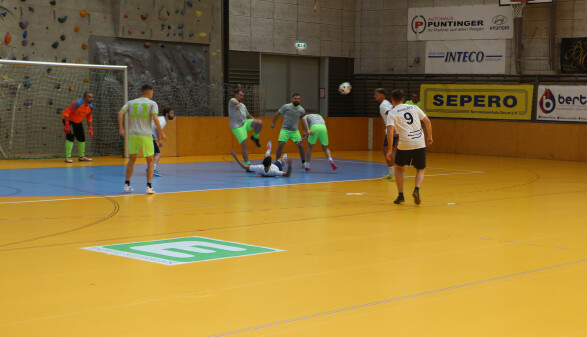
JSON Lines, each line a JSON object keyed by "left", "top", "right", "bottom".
{"left": 230, "top": 141, "right": 292, "bottom": 177}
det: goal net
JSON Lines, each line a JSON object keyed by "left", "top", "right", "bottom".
{"left": 0, "top": 60, "right": 127, "bottom": 159}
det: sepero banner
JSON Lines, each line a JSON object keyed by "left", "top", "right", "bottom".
{"left": 421, "top": 84, "right": 534, "bottom": 120}
{"left": 536, "top": 85, "right": 587, "bottom": 122}
{"left": 426, "top": 40, "right": 506, "bottom": 74}
{"left": 408, "top": 5, "right": 513, "bottom": 41}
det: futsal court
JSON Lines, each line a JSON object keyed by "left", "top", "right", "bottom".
{"left": 0, "top": 151, "right": 585, "bottom": 337}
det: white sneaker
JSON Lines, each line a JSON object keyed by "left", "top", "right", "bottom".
{"left": 123, "top": 184, "right": 133, "bottom": 192}
{"left": 79, "top": 156, "right": 92, "bottom": 161}
{"left": 65, "top": 157, "right": 73, "bottom": 163}
{"left": 282, "top": 153, "right": 288, "bottom": 161}
{"left": 146, "top": 186, "right": 156, "bottom": 194}
{"left": 266, "top": 141, "right": 272, "bottom": 152}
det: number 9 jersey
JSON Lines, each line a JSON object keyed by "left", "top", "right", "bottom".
{"left": 386, "top": 104, "right": 428, "bottom": 150}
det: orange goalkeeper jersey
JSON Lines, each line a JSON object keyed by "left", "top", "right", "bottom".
{"left": 62, "top": 99, "right": 93, "bottom": 123}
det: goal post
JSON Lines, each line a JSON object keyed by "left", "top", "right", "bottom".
{"left": 0, "top": 59, "right": 127, "bottom": 159}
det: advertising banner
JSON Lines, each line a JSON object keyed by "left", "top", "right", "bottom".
{"left": 560, "top": 38, "right": 587, "bottom": 74}
{"left": 408, "top": 5, "right": 513, "bottom": 41}
{"left": 426, "top": 40, "right": 506, "bottom": 74}
{"left": 536, "top": 85, "right": 587, "bottom": 122}
{"left": 421, "top": 84, "right": 533, "bottom": 120}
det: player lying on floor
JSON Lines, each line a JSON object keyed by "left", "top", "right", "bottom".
{"left": 230, "top": 141, "right": 292, "bottom": 177}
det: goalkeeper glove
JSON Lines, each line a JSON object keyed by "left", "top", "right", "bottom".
{"left": 88, "top": 126, "right": 94, "bottom": 138}
{"left": 63, "top": 121, "right": 70, "bottom": 134}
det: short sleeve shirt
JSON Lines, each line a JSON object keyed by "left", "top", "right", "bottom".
{"left": 248, "top": 164, "right": 284, "bottom": 177}
{"left": 305, "top": 114, "right": 325, "bottom": 128}
{"left": 386, "top": 104, "right": 427, "bottom": 150}
{"left": 228, "top": 99, "right": 248, "bottom": 129}
{"left": 379, "top": 100, "right": 393, "bottom": 134}
{"left": 278, "top": 104, "right": 305, "bottom": 131}
{"left": 122, "top": 97, "right": 158, "bottom": 136}
{"left": 151, "top": 116, "right": 166, "bottom": 138}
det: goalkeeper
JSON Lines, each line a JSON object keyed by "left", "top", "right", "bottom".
{"left": 61, "top": 92, "right": 94, "bottom": 163}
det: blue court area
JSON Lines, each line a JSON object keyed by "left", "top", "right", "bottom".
{"left": 1, "top": 158, "right": 387, "bottom": 197}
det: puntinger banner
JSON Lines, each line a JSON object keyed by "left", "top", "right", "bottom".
{"left": 421, "top": 84, "right": 534, "bottom": 120}
{"left": 426, "top": 40, "right": 506, "bottom": 74}
{"left": 408, "top": 5, "right": 513, "bottom": 41}
{"left": 536, "top": 85, "right": 587, "bottom": 122}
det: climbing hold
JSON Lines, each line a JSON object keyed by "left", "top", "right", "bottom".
{"left": 5, "top": 32, "right": 12, "bottom": 45}
{"left": 191, "top": 59, "right": 196, "bottom": 63}
{"left": 69, "top": 84, "right": 74, "bottom": 92}
{"left": 160, "top": 44, "right": 165, "bottom": 48}
{"left": 123, "top": 11, "right": 129, "bottom": 18}
{"left": 55, "top": 83, "right": 61, "bottom": 89}
{"left": 50, "top": 0, "right": 56, "bottom": 5}
{"left": 128, "top": 64, "right": 134, "bottom": 69}
{"left": 19, "top": 21, "right": 28, "bottom": 29}
{"left": 22, "top": 55, "right": 29, "bottom": 61}
{"left": 58, "top": 16, "right": 67, "bottom": 23}
{"left": 1, "top": 76, "right": 8, "bottom": 80}
{"left": 128, "top": 28, "right": 134, "bottom": 34}
{"left": 181, "top": 9, "right": 185, "bottom": 15}
{"left": 144, "top": 42, "right": 151, "bottom": 48}
{"left": 24, "top": 99, "right": 33, "bottom": 106}
{"left": 178, "top": 24, "right": 184, "bottom": 29}
{"left": 61, "top": 58, "right": 66, "bottom": 62}
{"left": 60, "top": 34, "right": 66, "bottom": 41}
{"left": 189, "top": 33, "right": 194, "bottom": 37}
{"left": 211, "top": 52, "right": 216, "bottom": 57}
{"left": 175, "top": 9, "right": 179, "bottom": 14}
{"left": 199, "top": 32, "right": 207, "bottom": 38}
{"left": 82, "top": 43, "right": 88, "bottom": 50}
{"left": 80, "top": 10, "right": 89, "bottom": 17}
{"left": 31, "top": 42, "right": 35, "bottom": 46}
{"left": 22, "top": 40, "right": 28, "bottom": 46}
{"left": 178, "top": 32, "right": 183, "bottom": 37}
{"left": 23, "top": 31, "right": 28, "bottom": 38}
{"left": 24, "top": 75, "right": 29, "bottom": 79}
{"left": 141, "top": 31, "right": 145, "bottom": 34}
{"left": 159, "top": 8, "right": 169, "bottom": 21}
{"left": 74, "top": 26, "right": 80, "bottom": 32}
{"left": 23, "top": 81, "right": 32, "bottom": 88}
{"left": 47, "top": 68, "right": 52, "bottom": 73}
{"left": 76, "top": 59, "right": 81, "bottom": 63}
{"left": 28, "top": 6, "right": 34, "bottom": 13}
{"left": 83, "top": 77, "right": 89, "bottom": 83}
{"left": 187, "top": 1, "right": 193, "bottom": 7}
{"left": 140, "top": 13, "right": 149, "bottom": 20}
{"left": 161, "top": 23, "right": 166, "bottom": 30}
{"left": 196, "top": 10, "right": 202, "bottom": 18}
{"left": 51, "top": 41, "right": 59, "bottom": 48}
{"left": 48, "top": 99, "right": 53, "bottom": 105}
{"left": 1, "top": 12, "right": 7, "bottom": 17}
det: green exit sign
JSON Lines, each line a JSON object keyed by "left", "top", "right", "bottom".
{"left": 295, "top": 42, "right": 307, "bottom": 49}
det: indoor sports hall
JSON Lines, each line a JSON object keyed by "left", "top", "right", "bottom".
{"left": 1, "top": 0, "right": 586, "bottom": 336}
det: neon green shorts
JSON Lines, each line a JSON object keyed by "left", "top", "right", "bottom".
{"left": 231, "top": 119, "right": 254, "bottom": 144}
{"left": 128, "top": 135, "right": 155, "bottom": 157}
{"left": 307, "top": 124, "right": 328, "bottom": 145}
{"left": 278, "top": 129, "right": 302, "bottom": 143}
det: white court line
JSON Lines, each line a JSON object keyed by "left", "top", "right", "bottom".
{"left": 0, "top": 168, "right": 484, "bottom": 205}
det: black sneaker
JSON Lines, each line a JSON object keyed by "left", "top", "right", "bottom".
{"left": 412, "top": 190, "right": 421, "bottom": 205}
{"left": 394, "top": 195, "right": 405, "bottom": 204}
{"left": 250, "top": 135, "right": 260, "bottom": 147}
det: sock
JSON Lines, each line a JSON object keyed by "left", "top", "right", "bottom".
{"left": 252, "top": 132, "right": 259, "bottom": 139}
{"left": 389, "top": 166, "right": 395, "bottom": 174}
{"left": 398, "top": 192, "right": 404, "bottom": 198}
{"left": 414, "top": 187, "right": 420, "bottom": 193}
{"left": 125, "top": 180, "right": 130, "bottom": 186}
{"left": 265, "top": 149, "right": 271, "bottom": 157}
{"left": 65, "top": 140, "right": 73, "bottom": 157}
{"left": 147, "top": 183, "right": 152, "bottom": 188}
{"left": 154, "top": 164, "right": 157, "bottom": 169}
{"left": 329, "top": 157, "right": 333, "bottom": 161}
{"left": 78, "top": 142, "right": 85, "bottom": 157}
{"left": 304, "top": 162, "right": 310, "bottom": 168}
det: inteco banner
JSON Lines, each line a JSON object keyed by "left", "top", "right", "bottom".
{"left": 421, "top": 84, "right": 533, "bottom": 120}
{"left": 426, "top": 40, "right": 506, "bottom": 74}
{"left": 408, "top": 5, "right": 513, "bottom": 41}
{"left": 536, "top": 85, "right": 587, "bottom": 122}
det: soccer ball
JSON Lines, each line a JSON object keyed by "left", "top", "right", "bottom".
{"left": 338, "top": 82, "right": 352, "bottom": 95}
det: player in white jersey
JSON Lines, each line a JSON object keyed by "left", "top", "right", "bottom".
{"left": 385, "top": 90, "right": 433, "bottom": 205}
{"left": 374, "top": 88, "right": 399, "bottom": 180}
{"left": 118, "top": 84, "right": 166, "bottom": 194}
{"left": 151, "top": 106, "right": 174, "bottom": 177}
{"left": 230, "top": 141, "right": 292, "bottom": 177}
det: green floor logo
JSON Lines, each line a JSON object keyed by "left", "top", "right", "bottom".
{"left": 83, "top": 237, "right": 282, "bottom": 265}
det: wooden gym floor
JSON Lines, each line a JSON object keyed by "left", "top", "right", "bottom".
{"left": 0, "top": 151, "right": 585, "bottom": 336}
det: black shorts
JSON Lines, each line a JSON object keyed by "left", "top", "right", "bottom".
{"left": 395, "top": 147, "right": 426, "bottom": 169}
{"left": 383, "top": 135, "right": 399, "bottom": 148}
{"left": 274, "top": 161, "right": 283, "bottom": 171}
{"left": 62, "top": 119, "right": 85, "bottom": 142}
{"left": 153, "top": 139, "right": 160, "bottom": 154}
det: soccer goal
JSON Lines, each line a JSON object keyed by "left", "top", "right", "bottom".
{"left": 0, "top": 59, "right": 127, "bottom": 159}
